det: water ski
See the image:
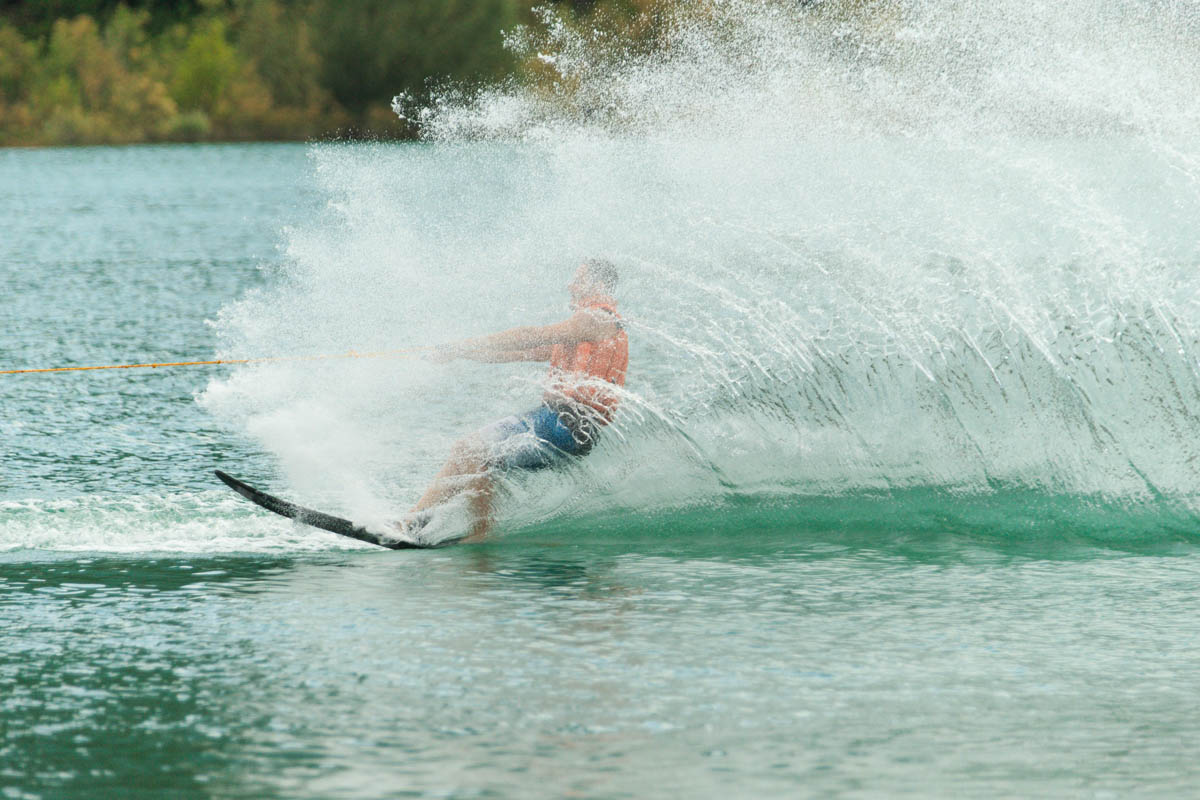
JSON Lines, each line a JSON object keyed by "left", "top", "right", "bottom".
{"left": 214, "top": 470, "right": 435, "bottom": 550}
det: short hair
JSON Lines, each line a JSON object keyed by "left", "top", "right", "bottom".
{"left": 582, "top": 258, "right": 618, "bottom": 294}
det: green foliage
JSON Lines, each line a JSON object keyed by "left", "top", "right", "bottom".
{"left": 166, "top": 108, "right": 211, "bottom": 140}
{"left": 17, "top": 14, "right": 176, "bottom": 144}
{"left": 313, "top": 0, "right": 523, "bottom": 114}
{"left": 0, "top": 1, "right": 209, "bottom": 39}
{"left": 169, "top": 17, "right": 238, "bottom": 113}
{"left": 236, "top": 0, "right": 324, "bottom": 109}
{"left": 0, "top": 0, "right": 738, "bottom": 145}
{"left": 103, "top": 5, "right": 151, "bottom": 68}
{"left": 0, "top": 24, "right": 36, "bottom": 113}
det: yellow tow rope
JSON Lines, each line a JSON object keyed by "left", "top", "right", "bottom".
{"left": 0, "top": 347, "right": 428, "bottom": 375}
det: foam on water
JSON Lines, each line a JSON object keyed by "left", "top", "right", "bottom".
{"left": 0, "top": 493, "right": 375, "bottom": 555}
{"left": 200, "top": 0, "right": 1200, "bottom": 543}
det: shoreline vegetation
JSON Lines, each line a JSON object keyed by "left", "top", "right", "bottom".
{"left": 2, "top": 0, "right": 892, "bottom": 148}
{"left": 0, "top": 0, "right": 884, "bottom": 148}
{"left": 0, "top": 0, "right": 660, "bottom": 147}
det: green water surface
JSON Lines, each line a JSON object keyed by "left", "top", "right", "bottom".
{"left": 3, "top": 144, "right": 1199, "bottom": 798}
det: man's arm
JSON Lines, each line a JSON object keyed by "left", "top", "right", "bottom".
{"left": 441, "top": 310, "right": 618, "bottom": 360}
{"left": 457, "top": 346, "right": 553, "bottom": 363}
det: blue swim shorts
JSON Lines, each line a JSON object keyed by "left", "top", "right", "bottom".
{"left": 478, "top": 404, "right": 592, "bottom": 470}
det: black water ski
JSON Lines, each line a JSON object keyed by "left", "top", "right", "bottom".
{"left": 214, "top": 470, "right": 430, "bottom": 550}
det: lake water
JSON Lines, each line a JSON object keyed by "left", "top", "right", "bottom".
{"left": 5, "top": 3, "right": 1200, "bottom": 790}
{"left": 2, "top": 137, "right": 1198, "bottom": 798}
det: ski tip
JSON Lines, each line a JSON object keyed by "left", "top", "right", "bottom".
{"left": 214, "top": 469, "right": 257, "bottom": 502}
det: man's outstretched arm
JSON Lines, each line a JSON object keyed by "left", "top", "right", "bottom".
{"left": 439, "top": 311, "right": 618, "bottom": 361}
{"left": 454, "top": 346, "right": 553, "bottom": 363}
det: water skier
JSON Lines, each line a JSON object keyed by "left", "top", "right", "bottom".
{"left": 402, "top": 259, "right": 628, "bottom": 540}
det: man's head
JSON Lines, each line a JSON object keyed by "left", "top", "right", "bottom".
{"left": 569, "top": 258, "right": 618, "bottom": 304}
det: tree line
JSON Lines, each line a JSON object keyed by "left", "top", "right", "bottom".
{"left": 0, "top": 0, "right": 649, "bottom": 146}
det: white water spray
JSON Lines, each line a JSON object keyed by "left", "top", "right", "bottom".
{"left": 204, "top": 0, "right": 1200, "bottom": 538}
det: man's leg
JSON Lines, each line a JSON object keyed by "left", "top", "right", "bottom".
{"left": 408, "top": 433, "right": 499, "bottom": 541}
{"left": 411, "top": 434, "right": 490, "bottom": 512}
{"left": 464, "top": 474, "right": 495, "bottom": 541}
{"left": 408, "top": 410, "right": 545, "bottom": 540}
